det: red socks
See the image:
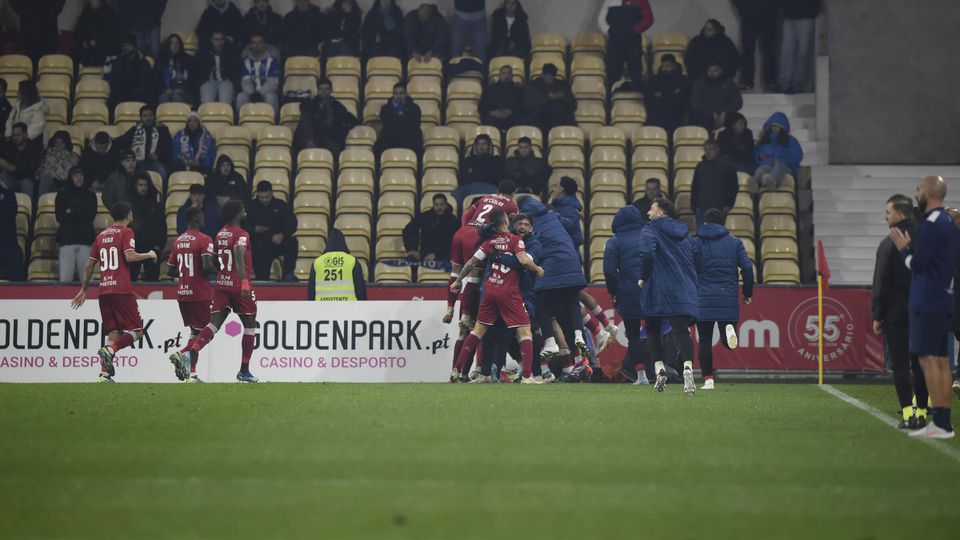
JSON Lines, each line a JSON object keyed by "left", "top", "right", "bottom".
{"left": 447, "top": 275, "right": 459, "bottom": 308}
{"left": 452, "top": 337, "right": 464, "bottom": 369}
{"left": 241, "top": 330, "right": 255, "bottom": 371}
{"left": 189, "top": 325, "right": 216, "bottom": 353}
{"left": 519, "top": 336, "right": 533, "bottom": 378}
{"left": 454, "top": 332, "right": 481, "bottom": 373}
{"left": 109, "top": 331, "right": 136, "bottom": 353}
{"left": 583, "top": 314, "right": 602, "bottom": 335}
{"left": 591, "top": 305, "right": 611, "bottom": 327}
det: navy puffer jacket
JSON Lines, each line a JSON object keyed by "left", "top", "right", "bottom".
{"left": 638, "top": 216, "right": 699, "bottom": 318}
{"left": 603, "top": 205, "right": 645, "bottom": 319}
{"left": 518, "top": 196, "right": 586, "bottom": 291}
{"left": 695, "top": 222, "right": 754, "bottom": 321}
{"left": 550, "top": 195, "right": 583, "bottom": 247}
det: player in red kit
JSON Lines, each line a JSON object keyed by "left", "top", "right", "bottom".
{"left": 166, "top": 207, "right": 217, "bottom": 383}
{"left": 182, "top": 200, "right": 260, "bottom": 383}
{"left": 71, "top": 201, "right": 158, "bottom": 383}
{"left": 445, "top": 180, "right": 520, "bottom": 378}
{"left": 451, "top": 209, "right": 544, "bottom": 384}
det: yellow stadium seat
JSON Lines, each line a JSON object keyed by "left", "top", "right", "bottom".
{"left": 364, "top": 74, "right": 400, "bottom": 101}
{"left": 590, "top": 193, "right": 626, "bottom": 216}
{"left": 37, "top": 192, "right": 57, "bottom": 215}
{"left": 239, "top": 103, "right": 275, "bottom": 133}
{"left": 445, "top": 101, "right": 480, "bottom": 131}
{"left": 0, "top": 74, "right": 27, "bottom": 98}
{"left": 114, "top": 101, "right": 146, "bottom": 125}
{"left": 632, "top": 126, "right": 669, "bottom": 150}
{"left": 575, "top": 101, "right": 606, "bottom": 127}
{"left": 146, "top": 171, "right": 163, "bottom": 195}
{"left": 379, "top": 169, "right": 417, "bottom": 193}
{"left": 572, "top": 33, "right": 606, "bottom": 56}
{"left": 759, "top": 192, "right": 796, "bottom": 218}
{"left": 199, "top": 102, "right": 234, "bottom": 133}
{"left": 376, "top": 235, "right": 406, "bottom": 260}
{"left": 652, "top": 32, "right": 688, "bottom": 54}
{"left": 418, "top": 100, "right": 441, "bottom": 128}
{"left": 255, "top": 169, "right": 290, "bottom": 198}
{"left": 760, "top": 215, "right": 795, "bottom": 239}
{"left": 78, "top": 63, "right": 103, "bottom": 80}
{"left": 487, "top": 56, "right": 525, "bottom": 83}
{"left": 283, "top": 75, "right": 317, "bottom": 97}
{"left": 337, "top": 169, "right": 375, "bottom": 194}
{"left": 741, "top": 237, "right": 756, "bottom": 262}
{"left": 726, "top": 214, "right": 755, "bottom": 239}
{"left": 73, "top": 100, "right": 109, "bottom": 125}
{"left": 216, "top": 126, "right": 252, "bottom": 149}
{"left": 672, "top": 169, "right": 693, "bottom": 194}
{"left": 297, "top": 148, "right": 335, "bottom": 173}
{"left": 631, "top": 147, "right": 668, "bottom": 176}
{"left": 279, "top": 102, "right": 301, "bottom": 131}
{"left": 675, "top": 192, "right": 692, "bottom": 213}
{"left": 776, "top": 174, "right": 797, "bottom": 194}
{"left": 44, "top": 100, "right": 68, "bottom": 125}
{"left": 506, "top": 126, "right": 543, "bottom": 153}
{"left": 548, "top": 146, "right": 585, "bottom": 171}
{"left": 28, "top": 258, "right": 58, "bottom": 281}
{"left": 367, "top": 56, "right": 403, "bottom": 78}
{"left": 548, "top": 126, "right": 585, "bottom": 150}
{"left": 16, "top": 213, "right": 29, "bottom": 240}
{"left": 377, "top": 215, "right": 409, "bottom": 237}
{"left": 588, "top": 258, "right": 606, "bottom": 284}
{"left": 334, "top": 212, "right": 373, "bottom": 237}
{"left": 39, "top": 53, "right": 73, "bottom": 79}
{"left": 157, "top": 102, "right": 191, "bottom": 131}
{"left": 294, "top": 192, "right": 332, "bottom": 216}
{"left": 298, "top": 236, "right": 326, "bottom": 259}
{"left": 590, "top": 170, "right": 628, "bottom": 194}
{"left": 424, "top": 126, "right": 462, "bottom": 151}
{"left": 416, "top": 267, "right": 448, "bottom": 284}
{"left": 762, "top": 237, "right": 799, "bottom": 263}
{"left": 532, "top": 33, "right": 566, "bottom": 55}
{"left": 589, "top": 126, "right": 627, "bottom": 150}
{"left": 572, "top": 76, "right": 608, "bottom": 107}
{"left": 423, "top": 148, "right": 459, "bottom": 172}
{"left": 571, "top": 55, "right": 605, "bottom": 79}
{"left": 589, "top": 234, "right": 611, "bottom": 260}
{"left": 673, "top": 147, "right": 703, "bottom": 171}
{"left": 446, "top": 79, "right": 482, "bottom": 102}
{"left": 168, "top": 171, "right": 204, "bottom": 194}
{"left": 295, "top": 169, "right": 333, "bottom": 194}
{"left": 0, "top": 54, "right": 32, "bottom": 78}
{"left": 338, "top": 148, "right": 376, "bottom": 173}
{"left": 30, "top": 235, "right": 59, "bottom": 261}
{"left": 530, "top": 53, "right": 566, "bottom": 79}
{"left": 37, "top": 75, "right": 70, "bottom": 103}
{"left": 16, "top": 192, "right": 31, "bottom": 218}
{"left": 422, "top": 169, "right": 458, "bottom": 192}
{"left": 257, "top": 125, "right": 293, "bottom": 149}
{"left": 730, "top": 192, "right": 754, "bottom": 216}
{"left": 297, "top": 213, "right": 329, "bottom": 237}
{"left": 284, "top": 56, "right": 321, "bottom": 78}
{"left": 163, "top": 191, "right": 189, "bottom": 216}
{"left": 362, "top": 98, "right": 387, "bottom": 125}
{"left": 407, "top": 77, "right": 442, "bottom": 106}
{"left": 34, "top": 212, "right": 59, "bottom": 236}
{"left": 75, "top": 78, "right": 110, "bottom": 101}
{"left": 345, "top": 125, "right": 377, "bottom": 149}
{"left": 378, "top": 191, "right": 416, "bottom": 217}
{"left": 375, "top": 262, "right": 411, "bottom": 283}
{"left": 673, "top": 126, "right": 709, "bottom": 148}
{"left": 611, "top": 101, "right": 646, "bottom": 127}
{"left": 763, "top": 260, "right": 800, "bottom": 284}
{"left": 380, "top": 148, "right": 418, "bottom": 173}
{"left": 407, "top": 56, "right": 444, "bottom": 80}
{"left": 256, "top": 147, "right": 293, "bottom": 175}
{"left": 327, "top": 56, "right": 361, "bottom": 79}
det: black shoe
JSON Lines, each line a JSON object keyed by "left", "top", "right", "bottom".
{"left": 917, "top": 416, "right": 927, "bottom": 429}
{"left": 560, "top": 373, "right": 582, "bottom": 383}
{"left": 590, "top": 368, "right": 605, "bottom": 383}
{"left": 618, "top": 366, "right": 638, "bottom": 383}
{"left": 897, "top": 416, "right": 921, "bottom": 430}
{"left": 282, "top": 274, "right": 299, "bottom": 283}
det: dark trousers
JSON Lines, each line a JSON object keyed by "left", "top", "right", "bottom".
{"left": 536, "top": 285, "right": 584, "bottom": 349}
{"left": 0, "top": 243, "right": 25, "bottom": 281}
{"left": 252, "top": 236, "right": 298, "bottom": 280}
{"left": 696, "top": 320, "right": 736, "bottom": 377}
{"left": 622, "top": 318, "right": 647, "bottom": 376}
{"left": 647, "top": 316, "right": 694, "bottom": 369}
{"left": 606, "top": 34, "right": 645, "bottom": 89}
{"left": 130, "top": 259, "right": 160, "bottom": 281}
{"left": 481, "top": 320, "right": 511, "bottom": 376}
{"left": 739, "top": 13, "right": 779, "bottom": 87}
{"left": 885, "top": 320, "right": 929, "bottom": 409}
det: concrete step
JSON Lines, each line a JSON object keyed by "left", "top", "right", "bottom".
{"left": 825, "top": 259, "right": 875, "bottom": 272}
{"left": 813, "top": 236, "right": 881, "bottom": 248}
{"left": 812, "top": 189, "right": 904, "bottom": 202}
{"left": 742, "top": 93, "right": 815, "bottom": 106}
{"left": 812, "top": 165, "right": 960, "bottom": 178}
{"left": 814, "top": 223, "right": 889, "bottom": 236}
{"left": 745, "top": 117, "right": 816, "bottom": 131}
{"left": 813, "top": 200, "right": 890, "bottom": 213}
{"left": 823, "top": 246, "right": 877, "bottom": 259}
{"left": 741, "top": 105, "right": 815, "bottom": 120}
{"left": 813, "top": 212, "right": 884, "bottom": 224}
{"left": 831, "top": 270, "right": 872, "bottom": 285}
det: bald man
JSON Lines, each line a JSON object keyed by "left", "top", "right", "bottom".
{"left": 890, "top": 176, "right": 956, "bottom": 439}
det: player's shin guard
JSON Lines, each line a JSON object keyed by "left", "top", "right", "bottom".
{"left": 519, "top": 336, "right": 534, "bottom": 378}
{"left": 590, "top": 304, "right": 611, "bottom": 327}
{"left": 454, "top": 332, "right": 481, "bottom": 373}
{"left": 583, "top": 313, "right": 602, "bottom": 336}
{"left": 189, "top": 324, "right": 218, "bottom": 353}
{"left": 558, "top": 349, "right": 573, "bottom": 373}
{"left": 241, "top": 329, "right": 255, "bottom": 372}
{"left": 109, "top": 331, "right": 137, "bottom": 353}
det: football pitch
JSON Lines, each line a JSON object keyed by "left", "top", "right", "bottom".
{"left": 1, "top": 383, "right": 958, "bottom": 539}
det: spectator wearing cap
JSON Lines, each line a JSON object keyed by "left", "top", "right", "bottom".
{"left": 55, "top": 167, "right": 97, "bottom": 282}
{"left": 117, "top": 104, "right": 173, "bottom": 183}
{"left": 404, "top": 3, "right": 448, "bottom": 63}
{"left": 80, "top": 130, "right": 120, "bottom": 192}
{"left": 177, "top": 183, "right": 222, "bottom": 237}
{"left": 505, "top": 136, "right": 550, "bottom": 197}
{"left": 480, "top": 64, "right": 524, "bottom": 132}
{"left": 197, "top": 0, "right": 245, "bottom": 46}
{"left": 454, "top": 134, "right": 504, "bottom": 205}
{"left": 377, "top": 83, "right": 423, "bottom": 156}
{"left": 645, "top": 54, "right": 689, "bottom": 134}
{"left": 172, "top": 112, "right": 217, "bottom": 175}
{"left": 102, "top": 149, "right": 139, "bottom": 209}
{"left": 246, "top": 180, "right": 299, "bottom": 282}
{"left": 689, "top": 61, "right": 743, "bottom": 131}
{"left": 684, "top": 19, "right": 740, "bottom": 83}
{"left": 106, "top": 34, "right": 155, "bottom": 109}
{"left": 524, "top": 63, "right": 576, "bottom": 133}
{"left": 205, "top": 155, "right": 248, "bottom": 200}
{"left": 403, "top": 193, "right": 459, "bottom": 263}
{"left": 128, "top": 171, "right": 166, "bottom": 281}
{"left": 35, "top": 130, "right": 80, "bottom": 196}
{"left": 294, "top": 78, "right": 358, "bottom": 156}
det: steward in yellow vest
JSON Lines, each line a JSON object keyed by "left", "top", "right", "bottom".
{"left": 307, "top": 229, "right": 367, "bottom": 300}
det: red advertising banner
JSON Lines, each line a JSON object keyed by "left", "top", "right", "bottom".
{"left": 0, "top": 284, "right": 882, "bottom": 373}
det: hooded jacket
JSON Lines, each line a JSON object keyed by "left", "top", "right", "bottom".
{"left": 489, "top": 5, "right": 531, "bottom": 58}
{"left": 308, "top": 228, "right": 367, "bottom": 300}
{"left": 518, "top": 196, "right": 586, "bottom": 291}
{"left": 638, "top": 216, "right": 699, "bottom": 318}
{"left": 550, "top": 195, "right": 583, "bottom": 247}
{"left": 695, "top": 222, "right": 753, "bottom": 321}
{"left": 603, "top": 205, "right": 645, "bottom": 319}
{"left": 690, "top": 154, "right": 738, "bottom": 214}
{"left": 684, "top": 20, "right": 741, "bottom": 81}
{"left": 79, "top": 137, "right": 120, "bottom": 187}
{"left": 129, "top": 180, "right": 166, "bottom": 252}
{"left": 197, "top": 1, "right": 245, "bottom": 45}
{"left": 172, "top": 121, "right": 217, "bottom": 171}
{"left": 55, "top": 173, "right": 97, "bottom": 246}
{"left": 205, "top": 155, "right": 248, "bottom": 200}
{"left": 754, "top": 112, "right": 803, "bottom": 176}
{"left": 403, "top": 5, "right": 448, "bottom": 57}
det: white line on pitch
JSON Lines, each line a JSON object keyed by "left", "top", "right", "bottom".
{"left": 820, "top": 384, "right": 960, "bottom": 465}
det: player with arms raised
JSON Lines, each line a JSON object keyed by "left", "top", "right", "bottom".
{"left": 166, "top": 207, "right": 217, "bottom": 383}
{"left": 71, "top": 201, "right": 158, "bottom": 383}
{"left": 451, "top": 209, "right": 544, "bottom": 384}
{"left": 181, "top": 200, "right": 260, "bottom": 383}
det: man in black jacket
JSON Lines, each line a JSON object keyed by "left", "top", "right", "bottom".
{"left": 243, "top": 0, "right": 284, "bottom": 48}
{"left": 733, "top": 0, "right": 781, "bottom": 91}
{"left": 523, "top": 64, "right": 576, "bottom": 133}
{"left": 56, "top": 167, "right": 98, "bottom": 282}
{"left": 404, "top": 3, "right": 448, "bottom": 62}
{"left": 480, "top": 65, "right": 524, "bottom": 132}
{"left": 197, "top": 0, "right": 245, "bottom": 45}
{"left": 632, "top": 177, "right": 664, "bottom": 221}
{"left": 403, "top": 193, "right": 459, "bottom": 263}
{"left": 118, "top": 105, "right": 173, "bottom": 184}
{"left": 283, "top": 0, "right": 325, "bottom": 57}
{"left": 690, "top": 140, "right": 738, "bottom": 228}
{"left": 505, "top": 137, "right": 550, "bottom": 197}
{"left": 247, "top": 181, "right": 299, "bottom": 282}
{"left": 455, "top": 134, "right": 504, "bottom": 204}
{"left": 294, "top": 78, "right": 358, "bottom": 156}
{"left": 195, "top": 30, "right": 242, "bottom": 105}
{"left": 0, "top": 123, "right": 42, "bottom": 196}
{"left": 11, "top": 0, "right": 65, "bottom": 63}
{"left": 689, "top": 63, "right": 743, "bottom": 131}
{"left": 645, "top": 54, "right": 688, "bottom": 134}
{"left": 107, "top": 35, "right": 154, "bottom": 108}
{"left": 872, "top": 194, "right": 929, "bottom": 429}
{"left": 0, "top": 178, "right": 24, "bottom": 281}
{"left": 377, "top": 83, "right": 423, "bottom": 155}
{"left": 79, "top": 131, "right": 120, "bottom": 191}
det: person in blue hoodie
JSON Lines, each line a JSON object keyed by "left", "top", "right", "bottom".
{"left": 603, "top": 205, "right": 645, "bottom": 382}
{"left": 638, "top": 198, "right": 700, "bottom": 395}
{"left": 550, "top": 176, "right": 583, "bottom": 247}
{"left": 518, "top": 194, "right": 589, "bottom": 375}
{"left": 751, "top": 111, "right": 803, "bottom": 193}
{"left": 694, "top": 209, "right": 754, "bottom": 390}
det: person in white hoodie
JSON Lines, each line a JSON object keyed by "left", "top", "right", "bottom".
{"left": 4, "top": 81, "right": 48, "bottom": 142}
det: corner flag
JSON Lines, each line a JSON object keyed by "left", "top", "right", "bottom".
{"left": 816, "top": 241, "right": 830, "bottom": 384}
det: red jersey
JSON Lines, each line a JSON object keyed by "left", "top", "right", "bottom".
{"left": 215, "top": 224, "right": 253, "bottom": 291}
{"left": 474, "top": 232, "right": 526, "bottom": 294}
{"left": 166, "top": 229, "right": 215, "bottom": 301}
{"left": 450, "top": 226, "right": 482, "bottom": 267}
{"left": 462, "top": 194, "right": 519, "bottom": 227}
{"left": 90, "top": 225, "right": 136, "bottom": 295}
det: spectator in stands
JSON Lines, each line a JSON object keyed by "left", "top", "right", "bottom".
{"left": 156, "top": 34, "right": 195, "bottom": 105}
{"left": 454, "top": 134, "right": 504, "bottom": 205}
{"left": 118, "top": 105, "right": 173, "bottom": 183}
{"left": 598, "top": 0, "right": 653, "bottom": 91}
{"left": 128, "top": 172, "right": 166, "bottom": 281}
{"left": 244, "top": 0, "right": 283, "bottom": 49}
{"left": 603, "top": 205, "right": 645, "bottom": 382}
{"left": 505, "top": 136, "right": 550, "bottom": 197}
{"left": 633, "top": 177, "right": 663, "bottom": 220}
{"left": 308, "top": 228, "right": 366, "bottom": 300}
{"left": 194, "top": 30, "right": 242, "bottom": 105}
{"left": 107, "top": 35, "right": 154, "bottom": 108}
{"left": 177, "top": 183, "right": 221, "bottom": 237}
{"left": 688, "top": 62, "right": 743, "bottom": 131}
{"left": 197, "top": 0, "right": 245, "bottom": 46}
{"left": 779, "top": 0, "right": 820, "bottom": 94}
{"left": 74, "top": 0, "right": 124, "bottom": 67}
{"left": 403, "top": 193, "right": 459, "bottom": 263}
{"left": 377, "top": 83, "right": 423, "bottom": 155}
{"left": 489, "top": 0, "right": 531, "bottom": 58}
{"left": 550, "top": 176, "right": 583, "bottom": 248}
{"left": 237, "top": 34, "right": 281, "bottom": 112}
{"left": 691, "top": 140, "right": 738, "bottom": 227}
{"left": 0, "top": 81, "right": 11, "bottom": 144}
{"left": 4, "top": 81, "right": 47, "bottom": 142}
{"left": 116, "top": 0, "right": 167, "bottom": 59}
{"left": 283, "top": 0, "right": 326, "bottom": 57}
{"left": 10, "top": 0, "right": 65, "bottom": 63}
{"left": 35, "top": 130, "right": 80, "bottom": 196}
{"left": 80, "top": 130, "right": 120, "bottom": 191}
{"left": 0, "top": 123, "right": 43, "bottom": 196}
{"left": 684, "top": 19, "right": 740, "bottom": 83}
{"left": 644, "top": 54, "right": 688, "bottom": 134}
{"left": 326, "top": 0, "right": 363, "bottom": 57}
{"left": 172, "top": 113, "right": 217, "bottom": 175}
{"left": 103, "top": 150, "right": 138, "bottom": 208}
{"left": 55, "top": 167, "right": 97, "bottom": 282}
{"left": 205, "top": 155, "right": 248, "bottom": 200}
{"left": 524, "top": 64, "right": 576, "bottom": 132}
{"left": 751, "top": 112, "right": 803, "bottom": 193}
{"left": 451, "top": 0, "right": 487, "bottom": 61}
{"left": 404, "top": 3, "right": 449, "bottom": 63}
{"left": 480, "top": 65, "right": 524, "bottom": 132}
{"left": 247, "top": 181, "right": 298, "bottom": 282}
{"left": 733, "top": 0, "right": 780, "bottom": 91}
{"left": 362, "top": 0, "right": 405, "bottom": 58}
{"left": 717, "top": 113, "right": 755, "bottom": 173}
{"left": 0, "top": 179, "right": 25, "bottom": 281}
{"left": 294, "top": 79, "right": 358, "bottom": 156}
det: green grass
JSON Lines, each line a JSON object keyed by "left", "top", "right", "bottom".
{"left": 1, "top": 383, "right": 959, "bottom": 539}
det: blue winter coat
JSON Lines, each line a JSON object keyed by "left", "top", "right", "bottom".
{"left": 551, "top": 195, "right": 583, "bottom": 247}
{"left": 695, "top": 222, "right": 754, "bottom": 321}
{"left": 499, "top": 231, "right": 542, "bottom": 318}
{"left": 172, "top": 128, "right": 217, "bottom": 171}
{"left": 638, "top": 217, "right": 699, "bottom": 318}
{"left": 603, "top": 206, "right": 645, "bottom": 319}
{"left": 518, "top": 196, "right": 587, "bottom": 291}
{"left": 754, "top": 112, "right": 804, "bottom": 176}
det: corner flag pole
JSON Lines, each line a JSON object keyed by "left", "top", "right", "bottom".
{"left": 817, "top": 273, "right": 823, "bottom": 385}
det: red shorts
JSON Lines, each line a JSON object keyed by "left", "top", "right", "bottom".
{"left": 459, "top": 280, "right": 480, "bottom": 321}
{"left": 212, "top": 289, "right": 257, "bottom": 315}
{"left": 477, "top": 290, "right": 530, "bottom": 328}
{"left": 98, "top": 294, "right": 143, "bottom": 333}
{"left": 178, "top": 300, "right": 212, "bottom": 331}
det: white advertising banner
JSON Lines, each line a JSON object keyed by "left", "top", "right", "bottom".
{"left": 0, "top": 300, "right": 459, "bottom": 383}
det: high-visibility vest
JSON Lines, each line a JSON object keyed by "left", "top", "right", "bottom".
{"left": 312, "top": 252, "right": 358, "bottom": 301}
